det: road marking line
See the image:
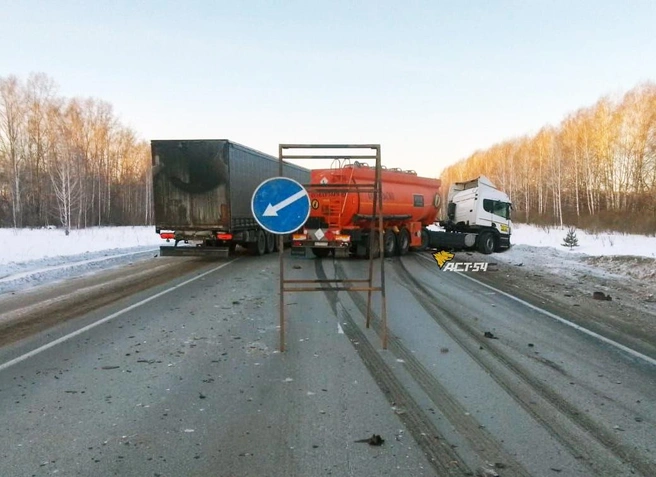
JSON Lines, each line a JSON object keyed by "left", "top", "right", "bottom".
{"left": 338, "top": 323, "right": 344, "bottom": 334}
{"left": 0, "top": 258, "right": 240, "bottom": 373}
{"left": 414, "top": 254, "right": 656, "bottom": 367}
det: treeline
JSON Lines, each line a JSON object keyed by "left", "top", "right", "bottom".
{"left": 0, "top": 73, "right": 152, "bottom": 231}
{"left": 439, "top": 82, "right": 656, "bottom": 235}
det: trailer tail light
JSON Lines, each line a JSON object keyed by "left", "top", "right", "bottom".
{"left": 160, "top": 232, "right": 175, "bottom": 240}
{"left": 293, "top": 234, "right": 307, "bottom": 241}
{"left": 293, "top": 241, "right": 304, "bottom": 247}
{"left": 335, "top": 234, "right": 351, "bottom": 242}
{"left": 216, "top": 234, "right": 233, "bottom": 240}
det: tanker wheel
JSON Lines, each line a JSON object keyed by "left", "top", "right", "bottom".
{"left": 228, "top": 242, "right": 237, "bottom": 254}
{"left": 397, "top": 228, "right": 411, "bottom": 256}
{"left": 312, "top": 247, "right": 331, "bottom": 258}
{"left": 366, "top": 232, "right": 381, "bottom": 259}
{"left": 265, "top": 232, "right": 276, "bottom": 254}
{"left": 383, "top": 229, "right": 397, "bottom": 257}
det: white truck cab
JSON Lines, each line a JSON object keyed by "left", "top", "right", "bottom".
{"left": 440, "top": 175, "right": 512, "bottom": 253}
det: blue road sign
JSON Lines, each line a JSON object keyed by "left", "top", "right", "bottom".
{"left": 251, "top": 177, "right": 310, "bottom": 234}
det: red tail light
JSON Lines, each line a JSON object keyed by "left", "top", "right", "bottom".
{"left": 160, "top": 232, "right": 174, "bottom": 240}
{"left": 216, "top": 234, "right": 233, "bottom": 240}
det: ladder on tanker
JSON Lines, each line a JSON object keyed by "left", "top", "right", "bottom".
{"left": 326, "top": 160, "right": 356, "bottom": 229}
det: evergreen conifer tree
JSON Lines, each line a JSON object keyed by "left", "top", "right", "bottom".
{"left": 562, "top": 226, "right": 579, "bottom": 249}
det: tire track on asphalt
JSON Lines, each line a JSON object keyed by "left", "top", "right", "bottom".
{"left": 330, "top": 259, "right": 534, "bottom": 477}
{"left": 314, "top": 259, "right": 472, "bottom": 477}
{"left": 393, "top": 255, "right": 655, "bottom": 477}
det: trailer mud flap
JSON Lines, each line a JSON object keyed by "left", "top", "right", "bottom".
{"left": 159, "top": 246, "right": 230, "bottom": 258}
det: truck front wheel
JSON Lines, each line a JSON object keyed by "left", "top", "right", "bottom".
{"left": 477, "top": 232, "right": 496, "bottom": 254}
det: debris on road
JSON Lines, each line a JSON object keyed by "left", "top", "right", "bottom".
{"left": 354, "top": 434, "right": 385, "bottom": 446}
{"left": 593, "top": 291, "right": 612, "bottom": 301}
{"left": 476, "top": 465, "right": 500, "bottom": 477}
{"left": 483, "top": 331, "right": 498, "bottom": 339}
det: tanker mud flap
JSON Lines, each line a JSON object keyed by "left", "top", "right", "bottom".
{"left": 159, "top": 245, "right": 230, "bottom": 258}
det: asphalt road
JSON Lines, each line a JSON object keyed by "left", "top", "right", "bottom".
{"left": 0, "top": 250, "right": 654, "bottom": 477}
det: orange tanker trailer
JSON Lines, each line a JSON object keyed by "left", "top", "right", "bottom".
{"left": 291, "top": 162, "right": 442, "bottom": 258}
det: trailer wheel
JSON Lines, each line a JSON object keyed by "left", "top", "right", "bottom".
{"left": 265, "top": 232, "right": 276, "bottom": 254}
{"left": 397, "top": 228, "right": 411, "bottom": 256}
{"left": 365, "top": 232, "right": 381, "bottom": 259}
{"left": 383, "top": 229, "right": 397, "bottom": 257}
{"left": 478, "top": 232, "right": 496, "bottom": 254}
{"left": 312, "top": 247, "right": 331, "bottom": 258}
{"left": 249, "top": 230, "right": 267, "bottom": 256}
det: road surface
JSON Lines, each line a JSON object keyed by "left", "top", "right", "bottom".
{"left": 0, "top": 250, "right": 654, "bottom": 476}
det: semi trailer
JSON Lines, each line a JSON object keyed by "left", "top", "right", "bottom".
{"left": 291, "top": 162, "right": 441, "bottom": 258}
{"left": 151, "top": 139, "right": 310, "bottom": 257}
{"left": 291, "top": 163, "right": 512, "bottom": 258}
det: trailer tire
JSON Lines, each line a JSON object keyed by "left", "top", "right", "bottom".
{"left": 383, "top": 229, "right": 397, "bottom": 257}
{"left": 397, "top": 228, "right": 411, "bottom": 256}
{"left": 265, "top": 232, "right": 276, "bottom": 254}
{"left": 228, "top": 243, "right": 237, "bottom": 253}
{"left": 249, "top": 230, "right": 267, "bottom": 256}
{"left": 365, "top": 232, "right": 381, "bottom": 259}
{"left": 312, "top": 247, "right": 331, "bottom": 258}
{"left": 478, "top": 232, "right": 495, "bottom": 254}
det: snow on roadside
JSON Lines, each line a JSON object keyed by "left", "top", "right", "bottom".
{"left": 0, "top": 224, "right": 654, "bottom": 296}
{"left": 0, "top": 226, "right": 162, "bottom": 264}
{"left": 508, "top": 223, "right": 656, "bottom": 259}
{"left": 0, "top": 226, "right": 161, "bottom": 294}
{"left": 492, "top": 224, "right": 656, "bottom": 282}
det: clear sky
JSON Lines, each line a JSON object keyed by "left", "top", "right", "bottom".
{"left": 2, "top": 0, "right": 655, "bottom": 178}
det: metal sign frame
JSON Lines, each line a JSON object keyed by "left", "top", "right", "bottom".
{"left": 276, "top": 144, "right": 388, "bottom": 352}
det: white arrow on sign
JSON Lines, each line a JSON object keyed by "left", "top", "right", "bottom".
{"left": 263, "top": 189, "right": 308, "bottom": 217}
